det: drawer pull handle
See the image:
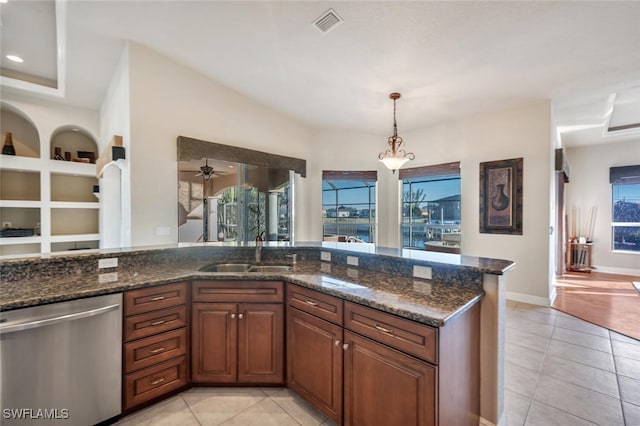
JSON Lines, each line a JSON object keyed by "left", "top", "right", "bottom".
{"left": 151, "top": 320, "right": 166, "bottom": 326}
{"left": 149, "top": 377, "right": 166, "bottom": 386}
{"left": 150, "top": 296, "right": 166, "bottom": 301}
{"left": 149, "top": 347, "right": 166, "bottom": 354}
{"left": 238, "top": 313, "right": 244, "bottom": 319}
{"left": 305, "top": 300, "right": 319, "bottom": 306}
{"left": 374, "top": 324, "right": 394, "bottom": 335}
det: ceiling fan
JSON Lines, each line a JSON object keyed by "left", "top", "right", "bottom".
{"left": 195, "top": 159, "right": 220, "bottom": 180}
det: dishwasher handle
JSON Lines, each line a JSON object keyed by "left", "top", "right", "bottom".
{"left": 0, "top": 303, "right": 121, "bottom": 334}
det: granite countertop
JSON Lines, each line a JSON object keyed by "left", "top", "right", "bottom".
{"left": 0, "top": 259, "right": 483, "bottom": 327}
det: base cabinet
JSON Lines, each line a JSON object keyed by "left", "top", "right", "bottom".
{"left": 343, "top": 331, "right": 436, "bottom": 426}
{"left": 191, "top": 281, "right": 284, "bottom": 385}
{"left": 287, "top": 306, "right": 343, "bottom": 423}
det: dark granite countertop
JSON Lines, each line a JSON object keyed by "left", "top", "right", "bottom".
{"left": 0, "top": 258, "right": 483, "bottom": 327}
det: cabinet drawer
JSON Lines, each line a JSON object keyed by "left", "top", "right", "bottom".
{"left": 192, "top": 280, "right": 283, "bottom": 303}
{"left": 124, "top": 328, "right": 188, "bottom": 374}
{"left": 124, "top": 282, "right": 187, "bottom": 316}
{"left": 287, "top": 284, "right": 343, "bottom": 325}
{"left": 124, "top": 305, "right": 187, "bottom": 342}
{"left": 344, "top": 302, "right": 438, "bottom": 364}
{"left": 124, "top": 355, "right": 188, "bottom": 410}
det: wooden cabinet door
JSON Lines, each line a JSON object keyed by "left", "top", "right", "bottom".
{"left": 191, "top": 303, "right": 237, "bottom": 383}
{"left": 237, "top": 303, "right": 284, "bottom": 384}
{"left": 343, "top": 331, "right": 436, "bottom": 426}
{"left": 287, "top": 306, "right": 343, "bottom": 424}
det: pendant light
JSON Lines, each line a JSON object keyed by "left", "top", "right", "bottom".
{"left": 378, "top": 92, "right": 414, "bottom": 173}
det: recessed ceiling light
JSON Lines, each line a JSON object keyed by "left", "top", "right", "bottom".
{"left": 6, "top": 55, "right": 24, "bottom": 63}
{"left": 0, "top": 0, "right": 8, "bottom": 4}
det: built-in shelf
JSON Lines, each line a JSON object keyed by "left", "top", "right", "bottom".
{"left": 1, "top": 104, "right": 101, "bottom": 255}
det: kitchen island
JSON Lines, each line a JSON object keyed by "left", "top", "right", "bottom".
{"left": 1, "top": 243, "right": 513, "bottom": 425}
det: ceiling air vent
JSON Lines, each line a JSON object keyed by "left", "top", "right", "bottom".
{"left": 313, "top": 8, "right": 343, "bottom": 33}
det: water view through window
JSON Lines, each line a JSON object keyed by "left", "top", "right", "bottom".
{"left": 612, "top": 181, "right": 640, "bottom": 252}
{"left": 322, "top": 172, "right": 376, "bottom": 243}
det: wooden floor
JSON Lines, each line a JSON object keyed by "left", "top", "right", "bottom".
{"left": 553, "top": 271, "right": 640, "bottom": 341}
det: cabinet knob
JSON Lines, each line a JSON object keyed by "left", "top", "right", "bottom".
{"left": 238, "top": 313, "right": 244, "bottom": 319}
{"left": 335, "top": 340, "right": 340, "bottom": 346}
{"left": 343, "top": 343, "right": 349, "bottom": 350}
{"left": 231, "top": 313, "right": 236, "bottom": 319}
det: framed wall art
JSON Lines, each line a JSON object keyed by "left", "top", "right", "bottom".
{"left": 479, "top": 157, "right": 523, "bottom": 234}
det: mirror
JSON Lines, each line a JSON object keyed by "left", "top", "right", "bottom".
{"left": 177, "top": 137, "right": 304, "bottom": 244}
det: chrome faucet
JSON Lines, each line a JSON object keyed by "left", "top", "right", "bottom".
{"left": 255, "top": 231, "right": 265, "bottom": 263}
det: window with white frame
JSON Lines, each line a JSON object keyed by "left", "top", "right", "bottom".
{"left": 611, "top": 165, "right": 640, "bottom": 252}
{"left": 322, "top": 171, "right": 376, "bottom": 243}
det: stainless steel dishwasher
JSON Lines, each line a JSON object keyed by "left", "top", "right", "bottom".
{"left": 0, "top": 293, "right": 122, "bottom": 425}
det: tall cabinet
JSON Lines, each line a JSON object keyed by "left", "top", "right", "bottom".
{"left": 1, "top": 104, "right": 100, "bottom": 256}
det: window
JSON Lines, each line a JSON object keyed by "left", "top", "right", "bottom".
{"left": 400, "top": 162, "right": 461, "bottom": 251}
{"left": 611, "top": 165, "right": 640, "bottom": 252}
{"left": 322, "top": 171, "right": 376, "bottom": 243}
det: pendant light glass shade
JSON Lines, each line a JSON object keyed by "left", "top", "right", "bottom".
{"left": 378, "top": 92, "right": 414, "bottom": 173}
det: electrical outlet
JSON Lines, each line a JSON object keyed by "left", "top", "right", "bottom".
{"left": 320, "top": 251, "right": 331, "bottom": 262}
{"left": 98, "top": 272, "right": 118, "bottom": 283}
{"left": 413, "top": 265, "right": 432, "bottom": 280}
{"left": 347, "top": 256, "right": 359, "bottom": 267}
{"left": 98, "top": 257, "right": 118, "bottom": 269}
{"left": 2, "top": 221, "right": 12, "bottom": 229}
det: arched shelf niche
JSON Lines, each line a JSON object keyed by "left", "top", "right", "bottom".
{"left": 0, "top": 102, "right": 40, "bottom": 158}
{"left": 50, "top": 125, "right": 98, "bottom": 163}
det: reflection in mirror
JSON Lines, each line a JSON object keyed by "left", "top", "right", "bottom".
{"left": 178, "top": 159, "right": 292, "bottom": 243}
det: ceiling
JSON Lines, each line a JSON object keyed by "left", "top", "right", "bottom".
{"left": 2, "top": 0, "right": 640, "bottom": 148}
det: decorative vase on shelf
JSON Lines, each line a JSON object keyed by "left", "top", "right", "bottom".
{"left": 2, "top": 132, "right": 16, "bottom": 155}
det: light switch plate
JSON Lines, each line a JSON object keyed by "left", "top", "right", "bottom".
{"left": 413, "top": 265, "right": 432, "bottom": 280}
{"left": 320, "top": 251, "right": 331, "bottom": 262}
{"left": 347, "top": 256, "right": 359, "bottom": 267}
{"left": 98, "top": 257, "right": 118, "bottom": 269}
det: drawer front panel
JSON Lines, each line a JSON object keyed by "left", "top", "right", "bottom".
{"left": 287, "top": 284, "right": 343, "bottom": 325}
{"left": 124, "top": 305, "right": 187, "bottom": 342}
{"left": 124, "top": 282, "right": 187, "bottom": 316}
{"left": 124, "top": 328, "right": 187, "bottom": 374}
{"left": 344, "top": 302, "right": 437, "bottom": 364}
{"left": 192, "top": 281, "right": 283, "bottom": 303}
{"left": 124, "top": 355, "right": 187, "bottom": 410}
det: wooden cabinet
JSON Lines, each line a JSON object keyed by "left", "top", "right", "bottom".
{"left": 287, "top": 305, "right": 343, "bottom": 423}
{"left": 191, "top": 281, "right": 284, "bottom": 385}
{"left": 343, "top": 331, "right": 436, "bottom": 426}
{"left": 122, "top": 283, "right": 188, "bottom": 412}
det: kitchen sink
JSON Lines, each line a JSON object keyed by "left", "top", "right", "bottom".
{"left": 248, "top": 265, "right": 292, "bottom": 273}
{"left": 198, "top": 263, "right": 252, "bottom": 272}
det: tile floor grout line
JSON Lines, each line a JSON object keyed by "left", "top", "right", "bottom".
{"left": 267, "top": 394, "right": 307, "bottom": 426}
{"left": 521, "top": 321, "right": 554, "bottom": 425}
{"left": 180, "top": 394, "right": 204, "bottom": 426}
{"left": 611, "top": 329, "right": 630, "bottom": 426}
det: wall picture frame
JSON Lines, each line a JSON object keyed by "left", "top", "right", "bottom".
{"left": 479, "top": 157, "right": 523, "bottom": 234}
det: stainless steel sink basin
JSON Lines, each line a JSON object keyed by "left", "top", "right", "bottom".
{"left": 248, "top": 265, "right": 292, "bottom": 273}
{"left": 198, "top": 263, "right": 252, "bottom": 272}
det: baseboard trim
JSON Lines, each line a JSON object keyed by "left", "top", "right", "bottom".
{"left": 506, "top": 291, "right": 552, "bottom": 307}
{"left": 592, "top": 265, "right": 640, "bottom": 276}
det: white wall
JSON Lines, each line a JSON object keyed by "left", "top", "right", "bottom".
{"left": 566, "top": 140, "right": 640, "bottom": 275}
{"left": 308, "top": 102, "right": 554, "bottom": 303}
{"left": 126, "top": 43, "right": 314, "bottom": 246}
{"left": 99, "top": 45, "right": 131, "bottom": 249}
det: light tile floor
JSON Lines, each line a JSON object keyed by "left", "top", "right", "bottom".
{"left": 116, "top": 301, "right": 640, "bottom": 425}
{"left": 506, "top": 300, "right": 640, "bottom": 426}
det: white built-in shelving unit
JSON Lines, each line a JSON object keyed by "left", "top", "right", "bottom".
{"left": 1, "top": 105, "right": 100, "bottom": 256}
